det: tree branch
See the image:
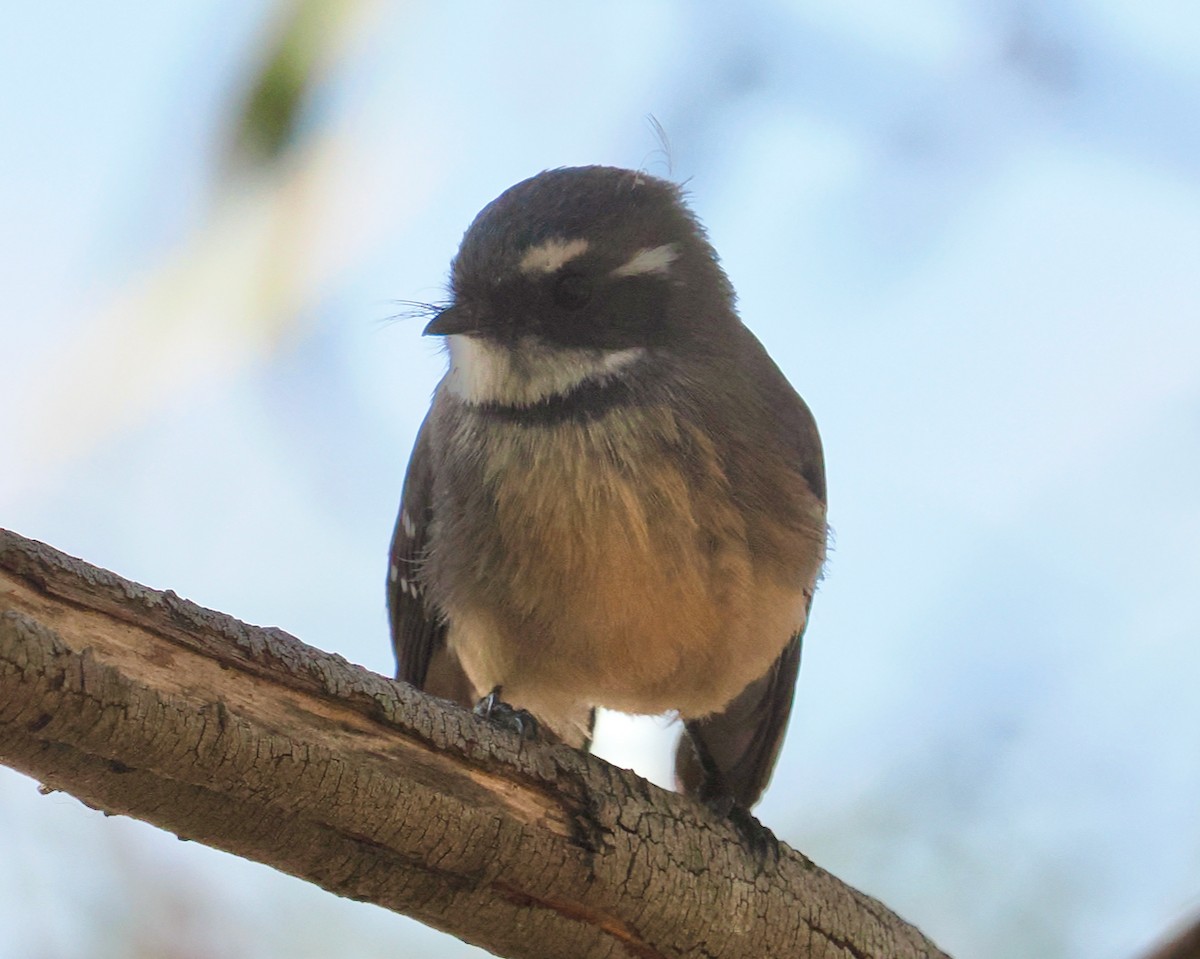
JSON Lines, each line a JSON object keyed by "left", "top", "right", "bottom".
{"left": 0, "top": 527, "right": 948, "bottom": 959}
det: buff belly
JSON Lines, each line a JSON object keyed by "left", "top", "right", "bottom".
{"left": 432, "top": 405, "right": 815, "bottom": 741}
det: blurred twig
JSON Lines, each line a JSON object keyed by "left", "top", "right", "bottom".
{"left": 2, "top": 0, "right": 389, "bottom": 506}
{"left": 228, "top": 0, "right": 365, "bottom": 170}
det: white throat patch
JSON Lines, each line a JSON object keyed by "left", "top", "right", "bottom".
{"left": 443, "top": 336, "right": 644, "bottom": 407}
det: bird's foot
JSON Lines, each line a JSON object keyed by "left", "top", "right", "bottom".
{"left": 724, "top": 802, "right": 779, "bottom": 866}
{"left": 473, "top": 687, "right": 540, "bottom": 741}
{"left": 698, "top": 789, "right": 779, "bottom": 867}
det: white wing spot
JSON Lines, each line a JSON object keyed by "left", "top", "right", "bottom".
{"left": 389, "top": 563, "right": 399, "bottom": 582}
{"left": 519, "top": 237, "right": 589, "bottom": 275}
{"left": 611, "top": 243, "right": 679, "bottom": 278}
{"left": 401, "top": 510, "right": 416, "bottom": 538}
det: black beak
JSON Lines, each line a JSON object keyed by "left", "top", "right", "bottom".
{"left": 422, "top": 307, "right": 475, "bottom": 337}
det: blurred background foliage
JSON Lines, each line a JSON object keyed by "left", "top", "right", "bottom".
{"left": 2, "top": 1, "right": 1199, "bottom": 957}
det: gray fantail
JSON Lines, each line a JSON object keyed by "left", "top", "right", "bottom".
{"left": 389, "top": 165, "right": 827, "bottom": 810}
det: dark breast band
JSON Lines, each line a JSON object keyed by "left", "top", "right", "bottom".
{"left": 472, "top": 371, "right": 643, "bottom": 426}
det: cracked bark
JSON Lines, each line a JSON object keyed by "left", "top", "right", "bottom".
{"left": 0, "top": 527, "right": 949, "bottom": 959}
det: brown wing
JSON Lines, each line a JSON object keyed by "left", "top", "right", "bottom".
{"left": 675, "top": 629, "right": 804, "bottom": 809}
{"left": 388, "top": 415, "right": 475, "bottom": 706}
{"left": 674, "top": 330, "right": 826, "bottom": 810}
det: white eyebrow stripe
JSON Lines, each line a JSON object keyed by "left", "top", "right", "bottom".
{"left": 611, "top": 243, "right": 679, "bottom": 278}
{"left": 518, "top": 237, "right": 589, "bottom": 274}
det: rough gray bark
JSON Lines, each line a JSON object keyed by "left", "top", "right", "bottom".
{"left": 0, "top": 527, "right": 949, "bottom": 959}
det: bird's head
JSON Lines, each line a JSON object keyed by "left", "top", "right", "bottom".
{"left": 424, "top": 166, "right": 736, "bottom": 356}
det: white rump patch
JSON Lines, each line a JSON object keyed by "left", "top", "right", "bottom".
{"left": 518, "top": 237, "right": 589, "bottom": 275}
{"left": 611, "top": 243, "right": 679, "bottom": 278}
{"left": 443, "top": 336, "right": 644, "bottom": 407}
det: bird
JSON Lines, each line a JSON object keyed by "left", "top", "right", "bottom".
{"left": 388, "top": 165, "right": 826, "bottom": 811}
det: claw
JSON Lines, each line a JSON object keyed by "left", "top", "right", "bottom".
{"left": 473, "top": 687, "right": 540, "bottom": 741}
{"left": 696, "top": 779, "right": 780, "bottom": 867}
{"left": 722, "top": 802, "right": 779, "bottom": 866}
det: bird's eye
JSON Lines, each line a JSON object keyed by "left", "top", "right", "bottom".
{"left": 552, "top": 272, "right": 593, "bottom": 310}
